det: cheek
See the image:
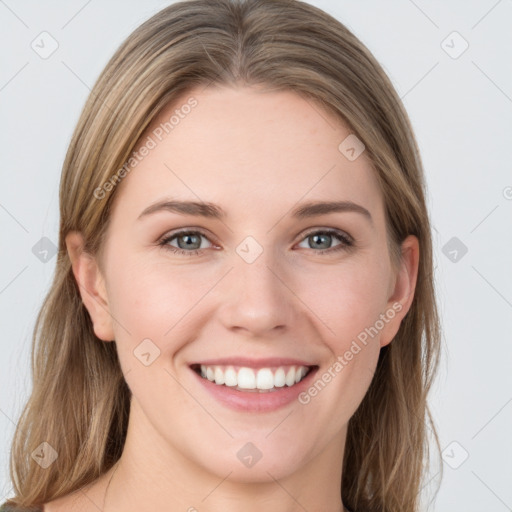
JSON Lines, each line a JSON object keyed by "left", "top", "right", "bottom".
{"left": 105, "top": 256, "right": 219, "bottom": 354}
{"left": 104, "top": 260, "right": 215, "bottom": 402}
{"left": 297, "top": 256, "right": 390, "bottom": 346}
{"left": 106, "top": 244, "right": 390, "bottom": 375}
{"left": 296, "top": 263, "right": 385, "bottom": 420}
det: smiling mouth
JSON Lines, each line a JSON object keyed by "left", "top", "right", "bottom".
{"left": 190, "top": 363, "right": 318, "bottom": 393}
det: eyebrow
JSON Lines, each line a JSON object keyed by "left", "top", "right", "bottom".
{"left": 137, "top": 199, "right": 373, "bottom": 225}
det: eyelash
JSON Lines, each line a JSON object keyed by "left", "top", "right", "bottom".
{"left": 157, "top": 228, "right": 354, "bottom": 257}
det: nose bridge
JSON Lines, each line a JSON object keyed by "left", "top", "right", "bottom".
{"left": 219, "top": 239, "right": 295, "bottom": 335}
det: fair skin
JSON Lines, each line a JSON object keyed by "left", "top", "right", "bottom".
{"left": 46, "top": 85, "right": 418, "bottom": 512}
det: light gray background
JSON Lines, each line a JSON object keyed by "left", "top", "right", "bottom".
{"left": 1, "top": 1, "right": 511, "bottom": 510}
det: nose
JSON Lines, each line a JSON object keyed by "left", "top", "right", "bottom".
{"left": 217, "top": 251, "right": 296, "bottom": 337}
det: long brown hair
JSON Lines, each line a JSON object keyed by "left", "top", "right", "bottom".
{"left": 4, "top": 1, "right": 442, "bottom": 510}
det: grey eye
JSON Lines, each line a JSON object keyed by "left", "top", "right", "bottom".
{"left": 297, "top": 230, "right": 347, "bottom": 251}
{"left": 175, "top": 233, "right": 203, "bottom": 250}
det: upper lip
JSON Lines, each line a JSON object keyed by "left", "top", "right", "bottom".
{"left": 189, "top": 357, "right": 317, "bottom": 369}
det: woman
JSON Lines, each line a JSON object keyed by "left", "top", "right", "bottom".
{"left": 1, "top": 0, "right": 442, "bottom": 510}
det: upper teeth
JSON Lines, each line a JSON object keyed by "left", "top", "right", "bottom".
{"left": 199, "top": 365, "right": 310, "bottom": 390}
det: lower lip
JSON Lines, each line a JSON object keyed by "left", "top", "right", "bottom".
{"left": 190, "top": 366, "right": 319, "bottom": 413}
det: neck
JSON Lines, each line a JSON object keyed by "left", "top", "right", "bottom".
{"left": 103, "top": 398, "right": 349, "bottom": 512}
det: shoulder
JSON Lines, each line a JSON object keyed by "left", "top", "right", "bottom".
{"left": 1, "top": 468, "right": 113, "bottom": 512}
{"left": 0, "top": 495, "right": 78, "bottom": 512}
{"left": 1, "top": 492, "right": 81, "bottom": 512}
{"left": 0, "top": 504, "right": 43, "bottom": 512}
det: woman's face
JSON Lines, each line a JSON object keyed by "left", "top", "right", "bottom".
{"left": 70, "top": 84, "right": 418, "bottom": 483}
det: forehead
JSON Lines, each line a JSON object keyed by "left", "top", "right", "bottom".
{"left": 111, "top": 84, "right": 385, "bottom": 226}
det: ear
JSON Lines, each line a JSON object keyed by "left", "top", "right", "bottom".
{"left": 379, "top": 234, "right": 420, "bottom": 348}
{"left": 65, "top": 231, "right": 115, "bottom": 342}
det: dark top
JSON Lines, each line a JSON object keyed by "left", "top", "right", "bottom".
{"left": 0, "top": 501, "right": 354, "bottom": 512}
{"left": 0, "top": 505, "right": 43, "bottom": 512}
